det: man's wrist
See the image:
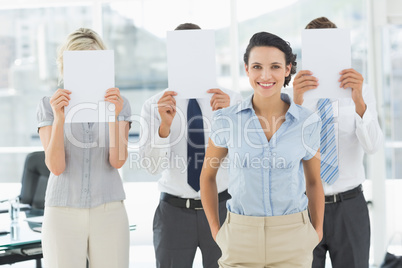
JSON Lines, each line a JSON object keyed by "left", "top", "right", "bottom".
{"left": 355, "top": 99, "right": 367, "bottom": 118}
{"left": 159, "top": 123, "right": 170, "bottom": 138}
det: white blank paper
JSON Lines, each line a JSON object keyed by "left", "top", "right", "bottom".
{"left": 167, "top": 30, "right": 217, "bottom": 99}
{"left": 302, "top": 29, "right": 352, "bottom": 99}
{"left": 64, "top": 50, "right": 115, "bottom": 123}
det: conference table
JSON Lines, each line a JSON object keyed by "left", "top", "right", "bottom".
{"left": 0, "top": 209, "right": 43, "bottom": 267}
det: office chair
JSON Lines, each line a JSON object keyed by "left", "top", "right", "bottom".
{"left": 19, "top": 151, "right": 50, "bottom": 210}
{"left": 0, "top": 151, "right": 50, "bottom": 268}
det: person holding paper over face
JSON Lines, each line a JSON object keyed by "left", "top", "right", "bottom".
{"left": 200, "top": 32, "right": 324, "bottom": 268}
{"left": 290, "top": 17, "right": 383, "bottom": 268}
{"left": 36, "top": 28, "right": 131, "bottom": 268}
{"left": 139, "top": 23, "right": 242, "bottom": 268}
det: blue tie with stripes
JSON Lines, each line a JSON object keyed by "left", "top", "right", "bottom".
{"left": 317, "top": 98, "right": 339, "bottom": 185}
{"left": 187, "top": 99, "right": 205, "bottom": 192}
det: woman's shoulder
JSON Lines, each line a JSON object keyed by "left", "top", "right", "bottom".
{"left": 120, "top": 95, "right": 131, "bottom": 107}
{"left": 37, "top": 96, "right": 52, "bottom": 111}
{"left": 37, "top": 96, "right": 54, "bottom": 125}
{"left": 39, "top": 96, "right": 51, "bottom": 103}
{"left": 213, "top": 102, "right": 242, "bottom": 118}
{"left": 294, "top": 103, "right": 320, "bottom": 124}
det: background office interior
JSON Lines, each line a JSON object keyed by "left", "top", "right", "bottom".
{"left": 0, "top": 0, "right": 401, "bottom": 267}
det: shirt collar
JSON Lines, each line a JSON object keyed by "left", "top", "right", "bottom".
{"left": 236, "top": 93, "right": 300, "bottom": 121}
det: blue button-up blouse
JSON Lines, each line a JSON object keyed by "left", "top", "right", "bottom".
{"left": 210, "top": 93, "right": 321, "bottom": 217}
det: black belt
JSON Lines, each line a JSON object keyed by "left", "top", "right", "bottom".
{"left": 160, "top": 190, "right": 231, "bottom": 210}
{"left": 325, "top": 185, "right": 362, "bottom": 204}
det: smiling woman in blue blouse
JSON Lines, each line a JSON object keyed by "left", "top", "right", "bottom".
{"left": 37, "top": 28, "right": 131, "bottom": 268}
{"left": 200, "top": 32, "right": 325, "bottom": 268}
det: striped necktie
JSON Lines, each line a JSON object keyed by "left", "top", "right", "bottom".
{"left": 317, "top": 98, "right": 339, "bottom": 185}
{"left": 187, "top": 99, "right": 205, "bottom": 192}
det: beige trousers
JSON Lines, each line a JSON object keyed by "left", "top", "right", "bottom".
{"left": 216, "top": 210, "right": 319, "bottom": 268}
{"left": 42, "top": 201, "right": 130, "bottom": 268}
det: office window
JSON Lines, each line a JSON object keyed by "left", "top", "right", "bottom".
{"left": 235, "top": 0, "right": 369, "bottom": 95}
{"left": 101, "top": 0, "right": 231, "bottom": 181}
{"left": 0, "top": 0, "right": 380, "bottom": 183}
{"left": 384, "top": 24, "right": 402, "bottom": 179}
{"left": 0, "top": 5, "right": 92, "bottom": 182}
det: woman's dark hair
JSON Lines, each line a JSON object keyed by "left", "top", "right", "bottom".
{"left": 243, "top": 32, "right": 297, "bottom": 87}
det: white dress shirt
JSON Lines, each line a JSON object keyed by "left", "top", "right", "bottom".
{"left": 284, "top": 85, "right": 383, "bottom": 195}
{"left": 139, "top": 89, "right": 243, "bottom": 199}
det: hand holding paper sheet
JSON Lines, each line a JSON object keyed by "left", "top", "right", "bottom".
{"left": 167, "top": 30, "right": 218, "bottom": 99}
{"left": 302, "top": 28, "right": 352, "bottom": 99}
{"left": 63, "top": 50, "right": 115, "bottom": 123}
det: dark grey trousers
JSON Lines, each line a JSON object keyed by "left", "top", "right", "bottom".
{"left": 312, "top": 191, "right": 370, "bottom": 268}
{"left": 153, "top": 198, "right": 227, "bottom": 268}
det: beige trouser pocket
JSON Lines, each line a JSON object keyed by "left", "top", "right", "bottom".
{"left": 217, "top": 211, "right": 316, "bottom": 268}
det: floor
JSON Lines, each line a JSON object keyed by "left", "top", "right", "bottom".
{"left": 0, "top": 182, "right": 390, "bottom": 267}
{"left": 0, "top": 182, "right": 202, "bottom": 268}
{"left": 0, "top": 246, "right": 205, "bottom": 268}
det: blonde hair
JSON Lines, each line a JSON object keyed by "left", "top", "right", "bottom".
{"left": 57, "top": 28, "right": 107, "bottom": 84}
